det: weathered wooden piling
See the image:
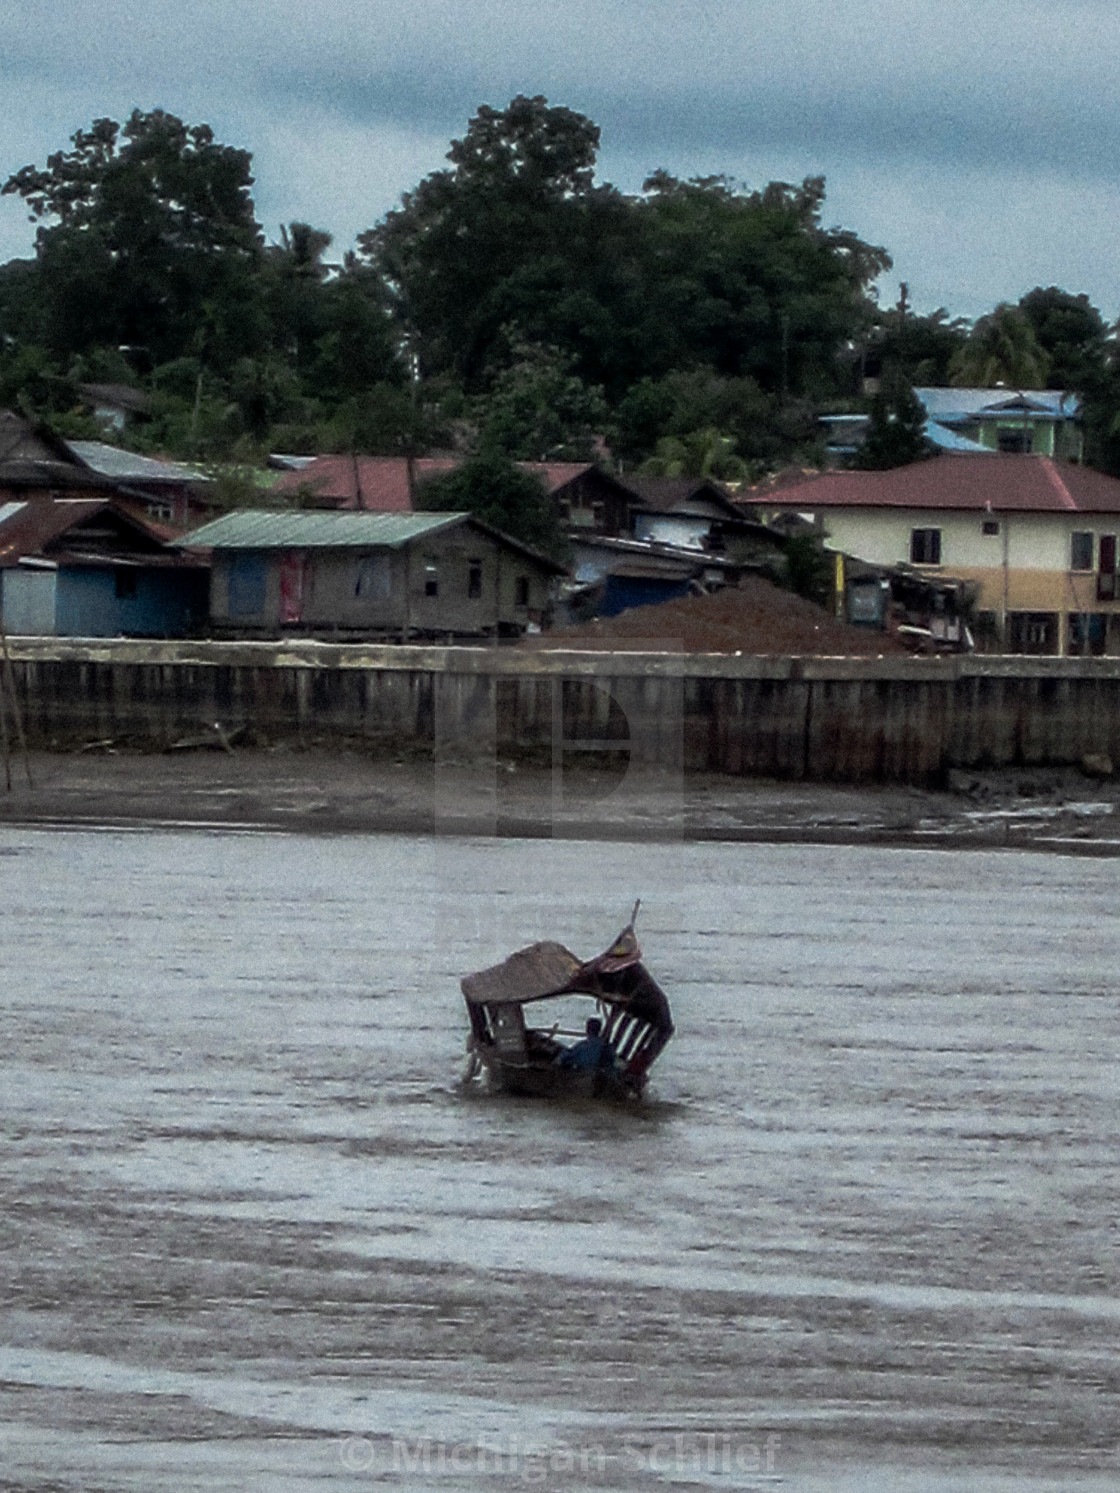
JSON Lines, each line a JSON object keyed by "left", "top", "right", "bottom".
{"left": 6, "top": 638, "right": 1120, "bottom": 785}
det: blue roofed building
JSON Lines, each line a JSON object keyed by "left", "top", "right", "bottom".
{"left": 820, "top": 389, "right": 1082, "bottom": 466}
{"left": 914, "top": 388, "right": 1082, "bottom": 459}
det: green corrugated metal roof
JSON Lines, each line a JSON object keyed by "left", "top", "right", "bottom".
{"left": 67, "top": 441, "right": 211, "bottom": 484}
{"left": 182, "top": 509, "right": 468, "bottom": 549}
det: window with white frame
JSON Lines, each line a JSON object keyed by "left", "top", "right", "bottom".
{"left": 1071, "top": 532, "right": 1094, "bottom": 571}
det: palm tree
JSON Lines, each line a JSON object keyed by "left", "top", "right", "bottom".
{"left": 639, "top": 427, "right": 748, "bottom": 482}
{"left": 949, "top": 304, "right": 1050, "bottom": 388}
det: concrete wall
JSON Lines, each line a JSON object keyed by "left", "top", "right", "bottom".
{"left": 818, "top": 507, "right": 1088, "bottom": 573}
{"left": 8, "top": 638, "right": 1120, "bottom": 785}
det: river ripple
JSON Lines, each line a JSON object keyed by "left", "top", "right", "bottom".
{"left": 1, "top": 827, "right": 1118, "bottom": 1491}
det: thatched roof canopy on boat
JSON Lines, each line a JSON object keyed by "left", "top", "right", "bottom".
{"left": 461, "top": 941, "right": 583, "bottom": 1007}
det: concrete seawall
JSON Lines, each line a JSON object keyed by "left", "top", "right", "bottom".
{"left": 5, "top": 637, "right": 1120, "bottom": 785}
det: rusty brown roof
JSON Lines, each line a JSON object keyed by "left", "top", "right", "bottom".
{"left": 269, "top": 456, "right": 600, "bottom": 510}
{"left": 0, "top": 498, "right": 203, "bottom": 567}
{"left": 738, "top": 455, "right": 1120, "bottom": 515}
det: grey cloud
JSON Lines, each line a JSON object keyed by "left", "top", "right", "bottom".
{"left": 259, "top": 63, "right": 1120, "bottom": 186}
{"left": 5, "top": 0, "right": 1119, "bottom": 184}
{"left": 2, "top": 0, "right": 1119, "bottom": 316}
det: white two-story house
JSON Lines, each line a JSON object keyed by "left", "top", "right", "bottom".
{"left": 741, "top": 454, "right": 1120, "bottom": 655}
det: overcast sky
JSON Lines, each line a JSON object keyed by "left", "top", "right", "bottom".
{"left": 2, "top": 0, "right": 1117, "bottom": 321}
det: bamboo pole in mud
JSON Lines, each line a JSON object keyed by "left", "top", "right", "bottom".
{"left": 0, "top": 653, "right": 10, "bottom": 791}
{"left": 0, "top": 624, "right": 32, "bottom": 789}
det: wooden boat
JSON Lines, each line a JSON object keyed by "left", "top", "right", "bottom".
{"left": 460, "top": 903, "right": 674, "bottom": 1101}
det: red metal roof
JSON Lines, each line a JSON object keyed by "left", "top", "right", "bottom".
{"left": 0, "top": 497, "right": 201, "bottom": 566}
{"left": 524, "top": 461, "right": 600, "bottom": 492}
{"left": 737, "top": 455, "right": 1120, "bottom": 515}
{"left": 268, "top": 456, "right": 597, "bottom": 510}
{"left": 0, "top": 499, "right": 106, "bottom": 561}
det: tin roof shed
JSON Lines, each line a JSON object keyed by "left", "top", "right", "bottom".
{"left": 181, "top": 508, "right": 567, "bottom": 571}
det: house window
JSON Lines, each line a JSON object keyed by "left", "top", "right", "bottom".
{"left": 981, "top": 519, "right": 1000, "bottom": 536}
{"left": 910, "top": 528, "right": 941, "bottom": 565}
{"left": 467, "top": 558, "right": 483, "bottom": 599}
{"left": 355, "top": 554, "right": 391, "bottom": 600}
{"left": 423, "top": 557, "right": 438, "bottom": 598}
{"left": 1008, "top": 611, "right": 1059, "bottom": 654}
{"left": 997, "top": 429, "right": 1031, "bottom": 454}
{"left": 228, "top": 553, "right": 267, "bottom": 617}
{"left": 1071, "top": 531, "right": 1094, "bottom": 571}
{"left": 514, "top": 576, "right": 530, "bottom": 607}
{"left": 1069, "top": 612, "right": 1106, "bottom": 656}
{"left": 1097, "top": 535, "right": 1117, "bottom": 600}
{"left": 114, "top": 568, "right": 137, "bottom": 600}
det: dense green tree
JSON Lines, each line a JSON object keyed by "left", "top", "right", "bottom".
{"left": 867, "top": 287, "right": 968, "bottom": 386}
{"left": 639, "top": 428, "right": 748, "bottom": 481}
{"left": 1014, "top": 288, "right": 1120, "bottom": 476}
{"left": 627, "top": 173, "right": 890, "bottom": 397}
{"left": 14, "top": 96, "right": 1087, "bottom": 483}
{"left": 3, "top": 110, "right": 265, "bottom": 368}
{"left": 0, "top": 257, "right": 48, "bottom": 351}
{"left": 363, "top": 95, "right": 611, "bottom": 386}
{"left": 311, "top": 257, "right": 404, "bottom": 401}
{"left": 476, "top": 333, "right": 607, "bottom": 460}
{"left": 853, "top": 369, "right": 929, "bottom": 469}
{"left": 0, "top": 341, "right": 75, "bottom": 416}
{"left": 316, "top": 381, "right": 445, "bottom": 457}
{"left": 362, "top": 100, "right": 889, "bottom": 412}
{"left": 417, "top": 450, "right": 568, "bottom": 559}
{"left": 949, "top": 304, "right": 1050, "bottom": 388}
{"left": 1018, "top": 287, "right": 1109, "bottom": 393}
{"left": 782, "top": 532, "right": 834, "bottom": 605}
{"left": 612, "top": 368, "right": 782, "bottom": 468}
{"left": 261, "top": 221, "right": 334, "bottom": 375}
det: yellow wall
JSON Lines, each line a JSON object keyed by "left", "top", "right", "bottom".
{"left": 812, "top": 507, "right": 1109, "bottom": 573}
{"left": 786, "top": 505, "right": 1120, "bottom": 652}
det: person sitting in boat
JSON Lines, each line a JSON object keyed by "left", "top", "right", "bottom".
{"left": 558, "top": 1016, "right": 614, "bottom": 1072}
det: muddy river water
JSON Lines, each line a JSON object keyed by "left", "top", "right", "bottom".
{"left": 1, "top": 826, "right": 1118, "bottom": 1491}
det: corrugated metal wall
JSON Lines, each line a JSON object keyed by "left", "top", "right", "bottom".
{"left": 2, "top": 570, "right": 58, "bottom": 635}
{"left": 54, "top": 569, "right": 208, "bottom": 638}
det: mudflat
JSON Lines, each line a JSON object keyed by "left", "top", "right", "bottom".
{"left": 2, "top": 746, "right": 1119, "bottom": 851}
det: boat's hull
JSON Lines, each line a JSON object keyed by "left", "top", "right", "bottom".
{"left": 485, "top": 1056, "right": 642, "bottom": 1103}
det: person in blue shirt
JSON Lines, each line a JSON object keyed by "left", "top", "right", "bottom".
{"left": 559, "top": 1016, "right": 613, "bottom": 1072}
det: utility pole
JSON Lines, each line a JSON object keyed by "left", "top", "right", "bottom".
{"left": 780, "top": 314, "right": 791, "bottom": 404}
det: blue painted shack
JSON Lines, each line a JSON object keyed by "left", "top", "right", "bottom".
{"left": 567, "top": 534, "right": 748, "bottom": 619}
{"left": 0, "top": 499, "right": 208, "bottom": 637}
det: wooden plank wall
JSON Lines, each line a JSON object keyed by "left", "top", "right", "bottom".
{"left": 7, "top": 640, "right": 1120, "bottom": 785}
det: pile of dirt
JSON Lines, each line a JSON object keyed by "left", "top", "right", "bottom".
{"left": 531, "top": 576, "right": 911, "bottom": 655}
